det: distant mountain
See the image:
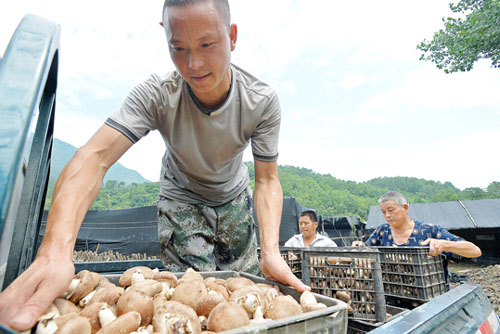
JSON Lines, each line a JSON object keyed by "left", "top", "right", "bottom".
{"left": 45, "top": 141, "right": 499, "bottom": 216}
{"left": 50, "top": 138, "right": 148, "bottom": 186}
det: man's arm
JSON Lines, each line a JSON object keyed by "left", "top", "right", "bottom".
{"left": 253, "top": 159, "right": 309, "bottom": 292}
{"left": 422, "top": 239, "right": 482, "bottom": 258}
{"left": 0, "top": 124, "right": 133, "bottom": 331}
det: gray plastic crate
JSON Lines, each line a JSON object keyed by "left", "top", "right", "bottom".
{"left": 302, "top": 247, "right": 387, "bottom": 323}
{"left": 377, "top": 247, "right": 448, "bottom": 302}
{"left": 106, "top": 270, "right": 348, "bottom": 334}
{"left": 2, "top": 270, "right": 347, "bottom": 334}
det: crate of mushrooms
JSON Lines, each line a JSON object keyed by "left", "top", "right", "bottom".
{"left": 25, "top": 267, "right": 348, "bottom": 334}
{"left": 302, "top": 247, "right": 387, "bottom": 323}
{"left": 377, "top": 247, "right": 448, "bottom": 303}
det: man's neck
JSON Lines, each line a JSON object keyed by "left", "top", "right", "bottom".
{"left": 392, "top": 218, "right": 414, "bottom": 233}
{"left": 189, "top": 68, "right": 232, "bottom": 111}
{"left": 303, "top": 233, "right": 317, "bottom": 245}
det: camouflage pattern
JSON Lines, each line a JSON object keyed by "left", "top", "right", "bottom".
{"left": 157, "top": 187, "right": 261, "bottom": 275}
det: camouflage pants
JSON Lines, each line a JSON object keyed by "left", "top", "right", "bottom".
{"left": 157, "top": 187, "right": 260, "bottom": 275}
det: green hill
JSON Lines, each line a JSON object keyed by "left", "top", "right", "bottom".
{"left": 45, "top": 144, "right": 499, "bottom": 217}
{"left": 46, "top": 138, "right": 148, "bottom": 206}
{"left": 50, "top": 138, "right": 148, "bottom": 186}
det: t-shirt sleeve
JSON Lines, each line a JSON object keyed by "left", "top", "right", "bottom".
{"left": 428, "top": 224, "right": 464, "bottom": 260}
{"left": 365, "top": 226, "right": 383, "bottom": 246}
{"left": 105, "top": 75, "right": 162, "bottom": 143}
{"left": 327, "top": 239, "right": 338, "bottom": 247}
{"left": 251, "top": 90, "right": 281, "bottom": 162}
{"left": 432, "top": 224, "right": 464, "bottom": 242}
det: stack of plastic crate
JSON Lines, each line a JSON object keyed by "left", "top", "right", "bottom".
{"left": 377, "top": 247, "right": 448, "bottom": 306}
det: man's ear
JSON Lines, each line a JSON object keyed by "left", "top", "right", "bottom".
{"left": 229, "top": 23, "right": 237, "bottom": 51}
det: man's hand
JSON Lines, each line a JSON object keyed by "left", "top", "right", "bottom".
{"left": 352, "top": 240, "right": 364, "bottom": 247}
{"left": 260, "top": 250, "right": 310, "bottom": 293}
{"left": 0, "top": 256, "right": 75, "bottom": 331}
{"left": 421, "top": 238, "right": 448, "bottom": 256}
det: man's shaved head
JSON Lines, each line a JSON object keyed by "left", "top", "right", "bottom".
{"left": 163, "top": 0, "right": 231, "bottom": 29}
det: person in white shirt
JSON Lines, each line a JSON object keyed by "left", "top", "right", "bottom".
{"left": 284, "top": 210, "right": 338, "bottom": 247}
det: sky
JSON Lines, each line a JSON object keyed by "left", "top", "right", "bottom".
{"left": 1, "top": 0, "right": 499, "bottom": 191}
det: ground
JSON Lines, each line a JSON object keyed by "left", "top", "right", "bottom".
{"left": 449, "top": 262, "right": 500, "bottom": 315}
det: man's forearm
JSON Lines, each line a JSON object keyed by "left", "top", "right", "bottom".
{"left": 445, "top": 240, "right": 482, "bottom": 258}
{"left": 38, "top": 146, "right": 108, "bottom": 260}
{"left": 254, "top": 176, "right": 283, "bottom": 253}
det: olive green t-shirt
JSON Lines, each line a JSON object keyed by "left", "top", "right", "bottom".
{"left": 105, "top": 64, "right": 281, "bottom": 206}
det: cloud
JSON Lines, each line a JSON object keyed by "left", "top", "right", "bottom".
{"left": 339, "top": 72, "right": 380, "bottom": 87}
{"left": 3, "top": 0, "right": 500, "bottom": 192}
{"left": 278, "top": 130, "right": 500, "bottom": 190}
{"left": 356, "top": 61, "right": 500, "bottom": 124}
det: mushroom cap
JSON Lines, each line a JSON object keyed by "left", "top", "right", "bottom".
{"left": 302, "top": 303, "right": 328, "bottom": 312}
{"left": 178, "top": 268, "right": 203, "bottom": 284}
{"left": 207, "top": 302, "right": 249, "bottom": 332}
{"left": 153, "top": 301, "right": 201, "bottom": 334}
{"left": 127, "top": 279, "right": 163, "bottom": 297}
{"left": 224, "top": 277, "right": 255, "bottom": 293}
{"left": 214, "top": 278, "right": 226, "bottom": 286}
{"left": 299, "top": 291, "right": 317, "bottom": 306}
{"left": 96, "top": 311, "right": 142, "bottom": 334}
{"left": 335, "top": 291, "right": 351, "bottom": 303}
{"left": 53, "top": 298, "right": 80, "bottom": 315}
{"left": 265, "top": 295, "right": 302, "bottom": 320}
{"left": 153, "top": 271, "right": 178, "bottom": 288}
{"left": 171, "top": 279, "right": 207, "bottom": 309}
{"left": 68, "top": 270, "right": 101, "bottom": 304}
{"left": 205, "top": 282, "right": 229, "bottom": 301}
{"left": 53, "top": 313, "right": 78, "bottom": 327}
{"left": 117, "top": 290, "right": 154, "bottom": 327}
{"left": 55, "top": 315, "right": 92, "bottom": 334}
{"left": 153, "top": 294, "right": 168, "bottom": 309}
{"left": 195, "top": 293, "right": 225, "bottom": 317}
{"left": 89, "top": 285, "right": 124, "bottom": 306}
{"left": 119, "top": 266, "right": 155, "bottom": 287}
{"left": 203, "top": 277, "right": 216, "bottom": 285}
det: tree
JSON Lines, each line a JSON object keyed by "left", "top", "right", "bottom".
{"left": 417, "top": 0, "right": 500, "bottom": 73}
{"left": 461, "top": 186, "right": 489, "bottom": 200}
{"left": 486, "top": 181, "right": 500, "bottom": 197}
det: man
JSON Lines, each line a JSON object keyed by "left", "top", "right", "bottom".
{"left": 285, "top": 210, "right": 338, "bottom": 247}
{"left": 352, "top": 191, "right": 481, "bottom": 259}
{"left": 0, "top": 0, "right": 307, "bottom": 331}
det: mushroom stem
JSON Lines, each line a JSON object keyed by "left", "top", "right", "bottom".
{"left": 36, "top": 313, "right": 58, "bottom": 334}
{"left": 61, "top": 278, "right": 80, "bottom": 299}
{"left": 243, "top": 293, "right": 258, "bottom": 313}
{"left": 98, "top": 307, "right": 117, "bottom": 327}
{"left": 250, "top": 306, "right": 271, "bottom": 325}
{"left": 131, "top": 271, "right": 145, "bottom": 285}
{"left": 79, "top": 290, "right": 96, "bottom": 308}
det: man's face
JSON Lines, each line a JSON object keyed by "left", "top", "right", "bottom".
{"left": 299, "top": 216, "right": 318, "bottom": 239}
{"left": 380, "top": 200, "right": 409, "bottom": 226}
{"left": 163, "top": 1, "right": 236, "bottom": 107}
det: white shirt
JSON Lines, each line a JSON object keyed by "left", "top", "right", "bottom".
{"left": 284, "top": 233, "right": 338, "bottom": 248}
